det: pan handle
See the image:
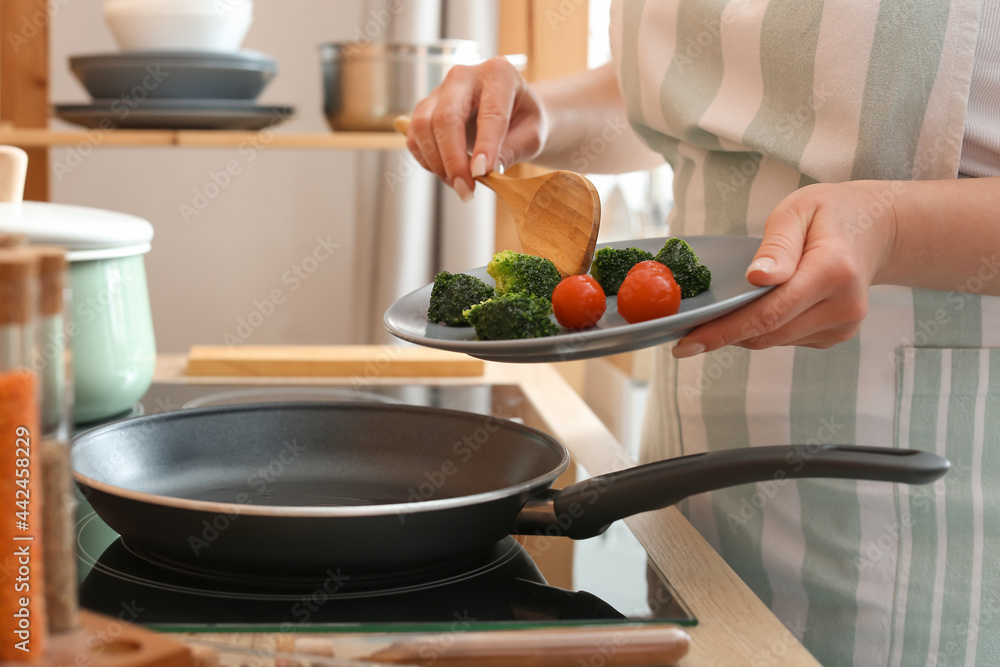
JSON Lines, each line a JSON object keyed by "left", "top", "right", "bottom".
{"left": 510, "top": 445, "right": 948, "bottom": 539}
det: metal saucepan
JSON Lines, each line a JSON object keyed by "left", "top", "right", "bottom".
{"left": 72, "top": 402, "right": 949, "bottom": 576}
{"left": 320, "top": 40, "right": 481, "bottom": 132}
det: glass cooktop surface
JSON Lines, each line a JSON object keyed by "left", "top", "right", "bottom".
{"left": 73, "top": 382, "right": 695, "bottom": 633}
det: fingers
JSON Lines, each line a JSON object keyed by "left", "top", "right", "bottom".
{"left": 671, "top": 182, "right": 890, "bottom": 359}
{"left": 405, "top": 57, "right": 539, "bottom": 200}
{"left": 671, "top": 282, "right": 817, "bottom": 358}
{"left": 468, "top": 59, "right": 525, "bottom": 177}
{"left": 745, "top": 189, "right": 817, "bottom": 286}
{"left": 671, "top": 269, "right": 868, "bottom": 358}
{"left": 408, "top": 66, "right": 479, "bottom": 200}
{"left": 730, "top": 298, "right": 865, "bottom": 350}
{"left": 496, "top": 108, "right": 546, "bottom": 174}
{"left": 671, "top": 296, "right": 858, "bottom": 358}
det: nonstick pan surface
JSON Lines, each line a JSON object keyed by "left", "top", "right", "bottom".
{"left": 72, "top": 402, "right": 949, "bottom": 577}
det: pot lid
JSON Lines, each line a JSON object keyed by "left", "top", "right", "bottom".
{"left": 0, "top": 201, "right": 154, "bottom": 252}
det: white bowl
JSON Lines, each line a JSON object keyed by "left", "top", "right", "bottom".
{"left": 104, "top": 1, "right": 252, "bottom": 52}
{"left": 104, "top": 0, "right": 251, "bottom": 13}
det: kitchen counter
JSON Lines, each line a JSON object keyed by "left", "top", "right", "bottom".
{"left": 152, "top": 351, "right": 819, "bottom": 666}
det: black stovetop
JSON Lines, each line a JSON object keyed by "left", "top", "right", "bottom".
{"left": 73, "top": 382, "right": 695, "bottom": 632}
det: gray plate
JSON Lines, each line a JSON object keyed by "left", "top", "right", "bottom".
{"left": 55, "top": 101, "right": 294, "bottom": 130}
{"left": 70, "top": 50, "right": 277, "bottom": 101}
{"left": 384, "top": 236, "right": 774, "bottom": 363}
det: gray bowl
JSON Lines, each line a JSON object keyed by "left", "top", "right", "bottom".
{"left": 69, "top": 50, "right": 277, "bottom": 101}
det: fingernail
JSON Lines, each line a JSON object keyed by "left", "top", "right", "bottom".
{"left": 453, "top": 178, "right": 473, "bottom": 203}
{"left": 672, "top": 340, "right": 706, "bottom": 359}
{"left": 470, "top": 153, "right": 488, "bottom": 178}
{"left": 747, "top": 257, "right": 776, "bottom": 276}
{"left": 495, "top": 157, "right": 505, "bottom": 175}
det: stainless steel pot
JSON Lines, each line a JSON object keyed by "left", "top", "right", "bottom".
{"left": 320, "top": 40, "right": 481, "bottom": 132}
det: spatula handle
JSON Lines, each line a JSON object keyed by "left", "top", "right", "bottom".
{"left": 393, "top": 115, "right": 525, "bottom": 202}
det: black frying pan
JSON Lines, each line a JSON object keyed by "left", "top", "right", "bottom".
{"left": 72, "top": 402, "right": 948, "bottom": 576}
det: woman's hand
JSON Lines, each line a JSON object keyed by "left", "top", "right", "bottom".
{"left": 671, "top": 180, "right": 898, "bottom": 357}
{"left": 404, "top": 56, "right": 547, "bottom": 202}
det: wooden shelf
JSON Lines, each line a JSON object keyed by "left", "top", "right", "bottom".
{"left": 0, "top": 126, "right": 407, "bottom": 151}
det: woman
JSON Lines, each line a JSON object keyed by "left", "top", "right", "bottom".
{"left": 402, "top": 1, "right": 1000, "bottom": 664}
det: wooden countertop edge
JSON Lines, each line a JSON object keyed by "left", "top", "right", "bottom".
{"left": 487, "top": 362, "right": 818, "bottom": 666}
{"left": 0, "top": 126, "right": 409, "bottom": 151}
{"left": 152, "top": 354, "right": 819, "bottom": 666}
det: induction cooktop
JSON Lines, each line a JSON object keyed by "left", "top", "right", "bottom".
{"left": 73, "top": 382, "right": 695, "bottom": 633}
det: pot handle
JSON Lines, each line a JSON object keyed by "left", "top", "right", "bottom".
{"left": 511, "top": 445, "right": 948, "bottom": 539}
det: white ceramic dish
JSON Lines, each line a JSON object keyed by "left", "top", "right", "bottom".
{"left": 104, "top": 0, "right": 252, "bottom": 52}
{"left": 384, "top": 236, "right": 773, "bottom": 363}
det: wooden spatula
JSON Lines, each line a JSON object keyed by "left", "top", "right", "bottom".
{"left": 394, "top": 116, "right": 601, "bottom": 277}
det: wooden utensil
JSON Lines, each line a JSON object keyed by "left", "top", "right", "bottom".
{"left": 186, "top": 344, "right": 484, "bottom": 377}
{"left": 393, "top": 116, "right": 601, "bottom": 277}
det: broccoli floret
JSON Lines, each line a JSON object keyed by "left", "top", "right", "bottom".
{"left": 486, "top": 250, "right": 561, "bottom": 300}
{"left": 463, "top": 293, "right": 559, "bottom": 341}
{"left": 589, "top": 247, "right": 654, "bottom": 295}
{"left": 427, "top": 271, "right": 495, "bottom": 326}
{"left": 653, "top": 238, "right": 712, "bottom": 298}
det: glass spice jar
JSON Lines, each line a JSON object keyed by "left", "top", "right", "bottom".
{"left": 27, "top": 246, "right": 78, "bottom": 635}
{"left": 0, "top": 248, "right": 47, "bottom": 662}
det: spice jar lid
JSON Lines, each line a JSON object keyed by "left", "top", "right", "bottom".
{"left": 0, "top": 249, "right": 38, "bottom": 326}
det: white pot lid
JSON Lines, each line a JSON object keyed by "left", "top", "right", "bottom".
{"left": 0, "top": 201, "right": 153, "bottom": 259}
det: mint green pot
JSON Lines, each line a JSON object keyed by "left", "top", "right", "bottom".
{"left": 69, "top": 250, "right": 156, "bottom": 424}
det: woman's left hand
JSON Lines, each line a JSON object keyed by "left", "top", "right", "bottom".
{"left": 671, "top": 180, "right": 898, "bottom": 358}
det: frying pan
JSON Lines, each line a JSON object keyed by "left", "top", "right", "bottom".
{"left": 72, "top": 402, "right": 949, "bottom": 576}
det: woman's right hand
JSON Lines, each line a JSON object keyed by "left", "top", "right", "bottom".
{"left": 405, "top": 56, "right": 547, "bottom": 201}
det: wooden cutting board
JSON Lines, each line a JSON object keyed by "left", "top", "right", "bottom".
{"left": 178, "top": 624, "right": 690, "bottom": 666}
{"left": 186, "top": 345, "right": 484, "bottom": 378}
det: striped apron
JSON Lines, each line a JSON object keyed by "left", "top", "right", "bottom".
{"left": 610, "top": 1, "right": 1000, "bottom": 665}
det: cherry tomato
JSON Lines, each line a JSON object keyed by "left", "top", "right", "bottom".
{"left": 552, "top": 274, "right": 607, "bottom": 329}
{"left": 627, "top": 260, "right": 673, "bottom": 279}
{"left": 617, "top": 267, "right": 681, "bottom": 323}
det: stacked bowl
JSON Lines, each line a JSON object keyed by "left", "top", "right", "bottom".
{"left": 104, "top": 0, "right": 255, "bottom": 52}
{"left": 56, "top": 0, "right": 294, "bottom": 130}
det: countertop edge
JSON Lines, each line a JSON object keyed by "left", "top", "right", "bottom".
{"left": 152, "top": 353, "right": 819, "bottom": 666}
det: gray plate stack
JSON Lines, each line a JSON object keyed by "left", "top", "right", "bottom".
{"left": 56, "top": 50, "right": 294, "bottom": 130}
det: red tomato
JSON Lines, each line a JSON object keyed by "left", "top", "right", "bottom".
{"left": 617, "top": 268, "right": 681, "bottom": 323}
{"left": 627, "top": 260, "right": 673, "bottom": 279}
{"left": 552, "top": 274, "right": 607, "bottom": 329}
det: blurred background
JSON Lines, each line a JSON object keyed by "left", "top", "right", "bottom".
{"left": 42, "top": 0, "right": 672, "bottom": 353}
{"left": 0, "top": 0, "right": 680, "bottom": 612}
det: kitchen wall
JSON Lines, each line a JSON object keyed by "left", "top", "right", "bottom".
{"left": 50, "top": 1, "right": 415, "bottom": 353}
{"left": 49, "top": 2, "right": 668, "bottom": 356}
